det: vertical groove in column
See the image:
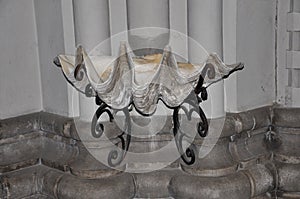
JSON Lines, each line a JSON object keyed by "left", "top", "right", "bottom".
{"left": 187, "top": 0, "right": 224, "bottom": 118}
{"left": 72, "top": 0, "right": 111, "bottom": 121}
{"left": 127, "top": 0, "right": 170, "bottom": 55}
{"left": 73, "top": 0, "right": 111, "bottom": 53}
{"left": 169, "top": 0, "right": 188, "bottom": 62}
{"left": 61, "top": 0, "right": 79, "bottom": 117}
{"left": 223, "top": 0, "right": 238, "bottom": 112}
{"left": 109, "top": 0, "right": 127, "bottom": 56}
{"left": 187, "top": 0, "right": 223, "bottom": 57}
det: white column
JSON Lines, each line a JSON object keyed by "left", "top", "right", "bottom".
{"left": 223, "top": 0, "right": 238, "bottom": 112}
{"left": 109, "top": 0, "right": 128, "bottom": 56}
{"left": 73, "top": 0, "right": 111, "bottom": 53}
{"left": 127, "top": 0, "right": 170, "bottom": 55}
{"left": 61, "top": 0, "right": 79, "bottom": 117}
{"left": 126, "top": 0, "right": 171, "bottom": 117}
{"left": 188, "top": 0, "right": 224, "bottom": 118}
{"left": 73, "top": 0, "right": 111, "bottom": 121}
{"left": 169, "top": 0, "right": 188, "bottom": 62}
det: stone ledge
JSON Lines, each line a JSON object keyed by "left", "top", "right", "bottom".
{"left": 1, "top": 106, "right": 300, "bottom": 198}
{"left": 169, "top": 164, "right": 274, "bottom": 199}
{"left": 0, "top": 126, "right": 273, "bottom": 177}
{"left": 0, "top": 106, "right": 272, "bottom": 141}
{"left": 273, "top": 108, "right": 300, "bottom": 128}
{"left": 0, "top": 165, "right": 135, "bottom": 199}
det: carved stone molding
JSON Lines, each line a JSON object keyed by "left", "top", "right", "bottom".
{"left": 0, "top": 107, "right": 300, "bottom": 198}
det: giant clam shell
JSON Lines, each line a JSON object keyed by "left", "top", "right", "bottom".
{"left": 54, "top": 42, "right": 243, "bottom": 115}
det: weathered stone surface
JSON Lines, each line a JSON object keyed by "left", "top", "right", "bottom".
{"left": 39, "top": 112, "right": 74, "bottom": 138}
{"left": 273, "top": 108, "right": 300, "bottom": 128}
{"left": 1, "top": 165, "right": 135, "bottom": 199}
{"left": 277, "top": 163, "right": 300, "bottom": 192}
{"left": 0, "top": 107, "right": 300, "bottom": 198}
{"left": 222, "top": 106, "right": 272, "bottom": 137}
{"left": 278, "top": 192, "right": 300, "bottom": 198}
{"left": 169, "top": 164, "right": 274, "bottom": 199}
{"left": 133, "top": 170, "right": 178, "bottom": 198}
{"left": 246, "top": 164, "right": 274, "bottom": 197}
{"left": 0, "top": 112, "right": 39, "bottom": 139}
{"left": 169, "top": 170, "right": 251, "bottom": 199}
{"left": 182, "top": 128, "right": 271, "bottom": 177}
{"left": 274, "top": 127, "right": 300, "bottom": 164}
{"left": 52, "top": 172, "right": 135, "bottom": 199}
{"left": 21, "top": 194, "right": 53, "bottom": 199}
{"left": 0, "top": 165, "right": 47, "bottom": 198}
{"left": 182, "top": 138, "right": 237, "bottom": 177}
{"left": 252, "top": 194, "right": 272, "bottom": 199}
{"left": 0, "top": 131, "right": 78, "bottom": 172}
{"left": 232, "top": 129, "right": 270, "bottom": 163}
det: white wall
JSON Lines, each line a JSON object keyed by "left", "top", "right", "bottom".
{"left": 224, "top": 0, "right": 276, "bottom": 112}
{"left": 34, "top": 0, "right": 69, "bottom": 116}
{"left": 0, "top": 0, "right": 42, "bottom": 119}
{"left": 0, "top": 0, "right": 73, "bottom": 119}
{"left": 0, "top": 0, "right": 282, "bottom": 119}
{"left": 236, "top": 0, "right": 276, "bottom": 111}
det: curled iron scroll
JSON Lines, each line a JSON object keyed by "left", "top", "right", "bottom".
{"left": 91, "top": 98, "right": 131, "bottom": 167}
{"left": 172, "top": 97, "right": 208, "bottom": 165}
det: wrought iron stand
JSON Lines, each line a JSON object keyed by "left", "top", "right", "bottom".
{"left": 90, "top": 64, "right": 213, "bottom": 167}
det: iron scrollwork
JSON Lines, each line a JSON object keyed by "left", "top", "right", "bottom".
{"left": 172, "top": 63, "right": 213, "bottom": 165}
{"left": 54, "top": 42, "right": 244, "bottom": 167}
{"left": 91, "top": 95, "right": 132, "bottom": 167}
{"left": 89, "top": 63, "right": 212, "bottom": 167}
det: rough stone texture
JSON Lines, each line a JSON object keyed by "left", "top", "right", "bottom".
{"left": 169, "top": 170, "right": 252, "bottom": 199}
{"left": 182, "top": 138, "right": 238, "bottom": 176}
{"left": 0, "top": 112, "right": 39, "bottom": 139}
{"left": 0, "top": 107, "right": 299, "bottom": 198}
{"left": 133, "top": 170, "right": 178, "bottom": 198}
{"left": 169, "top": 164, "right": 274, "bottom": 199}
{"left": 223, "top": 106, "right": 272, "bottom": 137}
{"left": 55, "top": 173, "right": 135, "bottom": 199}
{"left": 278, "top": 192, "right": 300, "bottom": 199}
{"left": 273, "top": 127, "right": 300, "bottom": 164}
{"left": 277, "top": 163, "right": 300, "bottom": 192}
{"left": 273, "top": 108, "right": 300, "bottom": 128}
{"left": 0, "top": 165, "right": 135, "bottom": 199}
